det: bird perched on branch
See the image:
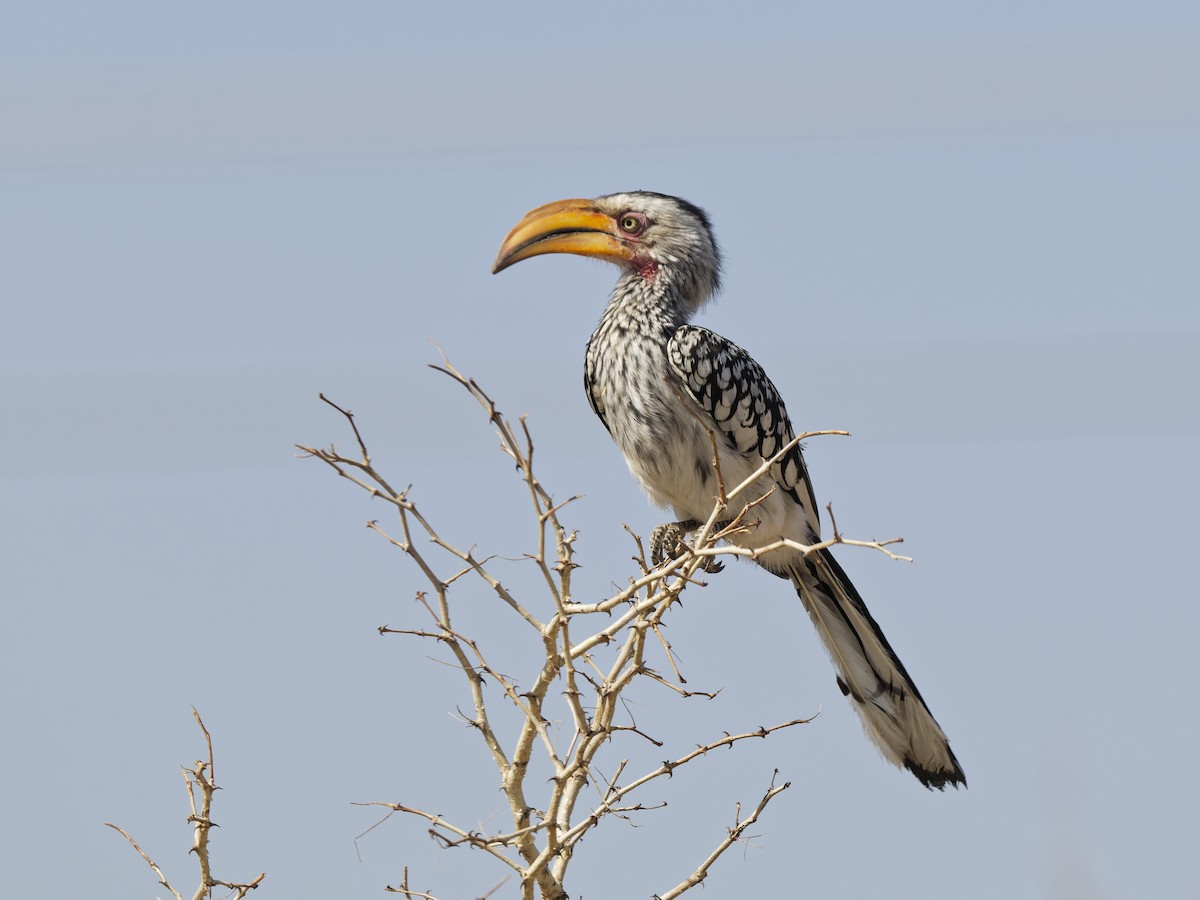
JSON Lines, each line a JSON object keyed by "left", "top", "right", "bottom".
{"left": 492, "top": 191, "right": 964, "bottom": 790}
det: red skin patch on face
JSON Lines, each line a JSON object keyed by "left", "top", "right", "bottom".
{"left": 632, "top": 256, "right": 659, "bottom": 279}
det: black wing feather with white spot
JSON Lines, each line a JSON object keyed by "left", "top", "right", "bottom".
{"left": 666, "top": 325, "right": 821, "bottom": 537}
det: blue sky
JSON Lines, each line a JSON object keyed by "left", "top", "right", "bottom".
{"left": 3, "top": 3, "right": 1198, "bottom": 898}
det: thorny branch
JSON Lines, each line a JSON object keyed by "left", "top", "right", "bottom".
{"left": 298, "top": 356, "right": 910, "bottom": 898}
{"left": 656, "top": 771, "right": 792, "bottom": 900}
{"left": 107, "top": 709, "right": 265, "bottom": 900}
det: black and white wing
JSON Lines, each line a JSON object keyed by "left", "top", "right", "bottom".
{"left": 666, "top": 325, "right": 821, "bottom": 540}
{"left": 666, "top": 324, "right": 966, "bottom": 789}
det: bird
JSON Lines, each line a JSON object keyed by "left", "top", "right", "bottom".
{"left": 492, "top": 191, "right": 965, "bottom": 790}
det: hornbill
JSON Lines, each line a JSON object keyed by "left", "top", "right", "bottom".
{"left": 492, "top": 191, "right": 965, "bottom": 790}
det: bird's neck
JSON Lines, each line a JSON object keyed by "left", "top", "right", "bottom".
{"left": 599, "top": 271, "right": 693, "bottom": 337}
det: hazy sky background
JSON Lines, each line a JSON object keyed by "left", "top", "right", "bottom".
{"left": 3, "top": 3, "right": 1198, "bottom": 898}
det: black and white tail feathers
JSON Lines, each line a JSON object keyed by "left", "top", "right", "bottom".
{"left": 791, "top": 550, "right": 966, "bottom": 790}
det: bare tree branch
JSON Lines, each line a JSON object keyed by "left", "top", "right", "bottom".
{"left": 108, "top": 710, "right": 264, "bottom": 899}
{"left": 300, "top": 359, "right": 909, "bottom": 898}
{"left": 103, "top": 823, "right": 183, "bottom": 900}
{"left": 656, "top": 771, "right": 792, "bottom": 900}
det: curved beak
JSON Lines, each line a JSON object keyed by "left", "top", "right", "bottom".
{"left": 492, "top": 198, "right": 631, "bottom": 274}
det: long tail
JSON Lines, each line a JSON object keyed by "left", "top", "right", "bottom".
{"left": 789, "top": 549, "right": 966, "bottom": 789}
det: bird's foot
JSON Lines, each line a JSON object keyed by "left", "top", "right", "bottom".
{"left": 650, "top": 519, "right": 725, "bottom": 574}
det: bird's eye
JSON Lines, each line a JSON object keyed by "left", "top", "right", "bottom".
{"left": 618, "top": 213, "right": 644, "bottom": 234}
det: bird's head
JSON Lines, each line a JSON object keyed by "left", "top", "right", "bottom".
{"left": 492, "top": 191, "right": 722, "bottom": 312}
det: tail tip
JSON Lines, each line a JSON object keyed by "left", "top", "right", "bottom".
{"left": 908, "top": 759, "right": 968, "bottom": 791}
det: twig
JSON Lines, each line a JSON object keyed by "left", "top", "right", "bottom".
{"left": 386, "top": 866, "right": 441, "bottom": 898}
{"left": 103, "top": 823, "right": 183, "bottom": 900}
{"left": 558, "top": 718, "right": 813, "bottom": 852}
{"left": 656, "top": 771, "right": 792, "bottom": 899}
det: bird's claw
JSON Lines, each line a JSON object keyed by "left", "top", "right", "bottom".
{"left": 650, "top": 521, "right": 724, "bottom": 574}
{"left": 649, "top": 521, "right": 687, "bottom": 566}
